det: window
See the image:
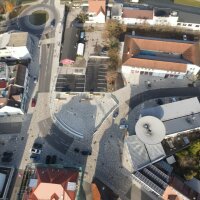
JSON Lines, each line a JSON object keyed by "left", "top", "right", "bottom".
{"left": 188, "top": 24, "right": 192, "bottom": 26}
{"left": 195, "top": 25, "right": 200, "bottom": 27}
{"left": 177, "top": 23, "right": 181, "bottom": 25}
{"left": 140, "top": 71, "right": 144, "bottom": 75}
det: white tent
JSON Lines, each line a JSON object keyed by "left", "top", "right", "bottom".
{"left": 77, "top": 43, "right": 84, "bottom": 56}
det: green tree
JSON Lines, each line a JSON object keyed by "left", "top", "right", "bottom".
{"left": 184, "top": 169, "right": 197, "bottom": 180}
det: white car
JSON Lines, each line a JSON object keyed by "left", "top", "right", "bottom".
{"left": 30, "top": 148, "right": 41, "bottom": 154}
{"left": 119, "top": 124, "right": 128, "bottom": 130}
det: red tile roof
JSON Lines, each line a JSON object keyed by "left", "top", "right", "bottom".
{"left": 122, "top": 8, "right": 153, "bottom": 19}
{"left": 88, "top": 0, "right": 106, "bottom": 15}
{"left": 27, "top": 167, "right": 79, "bottom": 200}
{"left": 123, "top": 58, "right": 187, "bottom": 72}
{"left": 122, "top": 35, "right": 200, "bottom": 72}
{"left": 0, "top": 80, "right": 7, "bottom": 88}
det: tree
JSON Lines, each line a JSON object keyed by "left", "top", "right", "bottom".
{"left": 184, "top": 169, "right": 197, "bottom": 180}
{"left": 76, "top": 12, "right": 88, "bottom": 23}
{"left": 4, "top": 0, "right": 14, "bottom": 13}
{"left": 104, "top": 19, "right": 126, "bottom": 39}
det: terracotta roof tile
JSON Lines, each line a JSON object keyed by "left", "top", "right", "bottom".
{"left": 88, "top": 0, "right": 106, "bottom": 14}
{"left": 27, "top": 167, "right": 79, "bottom": 200}
{"left": 123, "top": 58, "right": 187, "bottom": 72}
{"left": 122, "top": 35, "right": 200, "bottom": 72}
{"left": 122, "top": 8, "right": 153, "bottom": 19}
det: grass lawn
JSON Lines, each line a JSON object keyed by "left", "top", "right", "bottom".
{"left": 174, "top": 0, "right": 200, "bottom": 7}
{"left": 29, "top": 10, "right": 49, "bottom": 26}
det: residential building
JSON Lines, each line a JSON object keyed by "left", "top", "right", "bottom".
{"left": 121, "top": 35, "right": 200, "bottom": 84}
{"left": 0, "top": 64, "right": 28, "bottom": 115}
{"left": 86, "top": 0, "right": 106, "bottom": 23}
{"left": 22, "top": 165, "right": 82, "bottom": 200}
{"left": 0, "top": 32, "right": 31, "bottom": 63}
{"left": 112, "top": 6, "right": 179, "bottom": 26}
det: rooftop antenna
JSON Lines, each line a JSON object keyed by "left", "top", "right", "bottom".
{"left": 143, "top": 123, "right": 152, "bottom": 135}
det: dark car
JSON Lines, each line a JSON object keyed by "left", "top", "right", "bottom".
{"left": 51, "top": 155, "right": 57, "bottom": 164}
{"left": 30, "top": 154, "right": 40, "bottom": 162}
{"left": 156, "top": 99, "right": 163, "bottom": 105}
{"left": 3, "top": 151, "right": 13, "bottom": 157}
{"left": 45, "top": 155, "right": 51, "bottom": 164}
{"left": 1, "top": 156, "right": 12, "bottom": 163}
{"left": 74, "top": 148, "right": 80, "bottom": 153}
{"left": 113, "top": 109, "right": 119, "bottom": 119}
{"left": 33, "top": 143, "right": 43, "bottom": 149}
{"left": 81, "top": 150, "right": 92, "bottom": 156}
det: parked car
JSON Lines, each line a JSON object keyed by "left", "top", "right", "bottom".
{"left": 119, "top": 124, "right": 128, "bottom": 130}
{"left": 30, "top": 153, "right": 40, "bottom": 162}
{"left": 51, "top": 155, "right": 57, "bottom": 164}
{"left": 156, "top": 99, "right": 163, "bottom": 105}
{"left": 31, "top": 98, "right": 36, "bottom": 107}
{"left": 3, "top": 151, "right": 13, "bottom": 157}
{"left": 113, "top": 109, "right": 119, "bottom": 119}
{"left": 33, "top": 143, "right": 43, "bottom": 149}
{"left": 81, "top": 150, "right": 92, "bottom": 156}
{"left": 74, "top": 148, "right": 80, "bottom": 153}
{"left": 30, "top": 148, "right": 41, "bottom": 154}
{"left": 169, "top": 97, "right": 177, "bottom": 103}
{"left": 1, "top": 156, "right": 12, "bottom": 162}
{"left": 33, "top": 76, "right": 38, "bottom": 84}
{"left": 80, "top": 31, "right": 85, "bottom": 39}
{"left": 45, "top": 155, "right": 51, "bottom": 164}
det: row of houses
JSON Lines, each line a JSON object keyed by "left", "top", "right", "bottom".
{"left": 82, "top": 0, "right": 200, "bottom": 31}
{"left": 0, "top": 31, "right": 31, "bottom": 134}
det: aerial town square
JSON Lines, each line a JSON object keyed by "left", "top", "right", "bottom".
{"left": 0, "top": 0, "right": 200, "bottom": 199}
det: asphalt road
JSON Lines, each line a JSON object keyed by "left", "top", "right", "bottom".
{"left": 38, "top": 43, "right": 54, "bottom": 92}
{"left": 128, "top": 87, "right": 200, "bottom": 109}
{"left": 141, "top": 0, "right": 200, "bottom": 15}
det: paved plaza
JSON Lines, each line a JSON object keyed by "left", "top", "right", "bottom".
{"left": 52, "top": 93, "right": 118, "bottom": 138}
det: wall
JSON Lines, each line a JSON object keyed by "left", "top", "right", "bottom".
{"left": 86, "top": 11, "right": 105, "bottom": 23}
{"left": 187, "top": 64, "right": 200, "bottom": 75}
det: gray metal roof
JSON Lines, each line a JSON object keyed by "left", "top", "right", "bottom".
{"left": 111, "top": 3, "right": 123, "bottom": 17}
{"left": 60, "top": 27, "right": 80, "bottom": 62}
{"left": 141, "top": 97, "right": 200, "bottom": 135}
{"left": 141, "top": 97, "right": 200, "bottom": 121}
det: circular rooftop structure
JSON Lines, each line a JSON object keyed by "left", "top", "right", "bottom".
{"left": 135, "top": 116, "right": 166, "bottom": 145}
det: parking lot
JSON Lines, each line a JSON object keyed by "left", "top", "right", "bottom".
{"left": 85, "top": 58, "right": 108, "bottom": 92}
{"left": 55, "top": 74, "right": 85, "bottom": 92}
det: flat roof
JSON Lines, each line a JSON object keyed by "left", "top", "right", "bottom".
{"left": 0, "top": 33, "right": 10, "bottom": 49}
{"left": 8, "top": 32, "right": 28, "bottom": 47}
{"left": 141, "top": 97, "right": 200, "bottom": 135}
{"left": 126, "top": 135, "right": 166, "bottom": 171}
